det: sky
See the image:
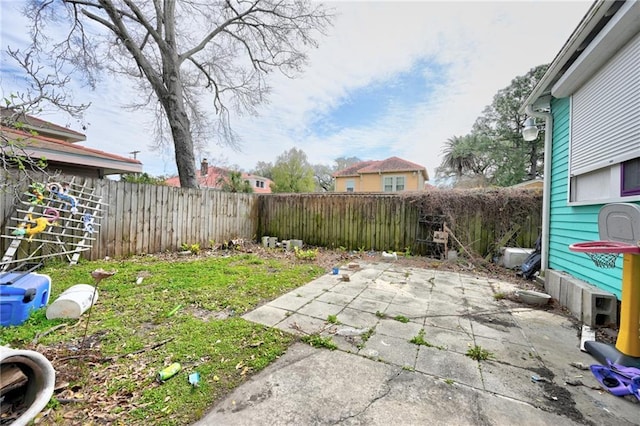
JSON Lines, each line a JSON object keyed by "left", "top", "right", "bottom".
{"left": 0, "top": 0, "right": 593, "bottom": 183}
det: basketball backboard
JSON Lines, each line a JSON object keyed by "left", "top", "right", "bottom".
{"left": 598, "top": 203, "right": 640, "bottom": 246}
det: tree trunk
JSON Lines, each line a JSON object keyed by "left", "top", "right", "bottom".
{"left": 162, "top": 93, "right": 198, "bottom": 188}
{"left": 160, "top": 1, "right": 198, "bottom": 189}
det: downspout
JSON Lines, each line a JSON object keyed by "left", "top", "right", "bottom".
{"left": 525, "top": 105, "right": 553, "bottom": 273}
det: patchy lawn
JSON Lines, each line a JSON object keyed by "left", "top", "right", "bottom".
{"left": 0, "top": 250, "right": 324, "bottom": 425}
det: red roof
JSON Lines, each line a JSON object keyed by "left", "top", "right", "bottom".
{"left": 2, "top": 127, "right": 142, "bottom": 171}
{"left": 165, "top": 166, "right": 272, "bottom": 193}
{"left": 1, "top": 108, "right": 86, "bottom": 142}
{"left": 333, "top": 156, "right": 429, "bottom": 180}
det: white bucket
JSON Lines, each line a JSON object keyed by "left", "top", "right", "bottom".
{"left": 46, "top": 284, "right": 99, "bottom": 319}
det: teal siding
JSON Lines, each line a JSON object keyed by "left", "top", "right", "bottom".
{"left": 548, "top": 97, "right": 623, "bottom": 298}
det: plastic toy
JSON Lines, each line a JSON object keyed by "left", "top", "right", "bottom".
{"left": 28, "top": 183, "right": 46, "bottom": 205}
{"left": 47, "top": 182, "right": 78, "bottom": 214}
{"left": 82, "top": 213, "right": 95, "bottom": 234}
{"left": 11, "top": 213, "right": 58, "bottom": 241}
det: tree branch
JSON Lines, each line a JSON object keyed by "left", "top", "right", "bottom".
{"left": 178, "top": 0, "right": 260, "bottom": 64}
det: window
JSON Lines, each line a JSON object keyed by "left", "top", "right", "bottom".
{"left": 567, "top": 32, "right": 640, "bottom": 204}
{"left": 383, "top": 176, "right": 405, "bottom": 192}
{"left": 622, "top": 158, "right": 640, "bottom": 196}
{"left": 255, "top": 180, "right": 264, "bottom": 188}
{"left": 346, "top": 179, "right": 355, "bottom": 192}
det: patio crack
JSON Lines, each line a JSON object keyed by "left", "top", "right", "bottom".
{"left": 328, "top": 368, "right": 403, "bottom": 425}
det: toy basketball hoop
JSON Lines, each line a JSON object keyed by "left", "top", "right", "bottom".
{"left": 569, "top": 241, "right": 640, "bottom": 269}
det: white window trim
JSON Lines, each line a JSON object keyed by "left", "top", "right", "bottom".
{"left": 382, "top": 175, "right": 405, "bottom": 192}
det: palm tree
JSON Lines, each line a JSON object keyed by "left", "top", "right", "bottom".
{"left": 441, "top": 135, "right": 477, "bottom": 177}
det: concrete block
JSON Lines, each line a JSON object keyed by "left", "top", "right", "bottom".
{"left": 261, "top": 236, "right": 269, "bottom": 248}
{"left": 582, "top": 285, "right": 617, "bottom": 327}
{"left": 544, "top": 271, "right": 562, "bottom": 301}
{"left": 547, "top": 271, "right": 618, "bottom": 327}
{"left": 268, "top": 237, "right": 278, "bottom": 249}
{"left": 502, "top": 248, "right": 534, "bottom": 269}
{"left": 559, "top": 275, "right": 570, "bottom": 307}
{"left": 290, "top": 240, "right": 303, "bottom": 249}
{"left": 565, "top": 279, "right": 584, "bottom": 320}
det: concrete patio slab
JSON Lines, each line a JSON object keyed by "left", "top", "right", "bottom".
{"left": 194, "top": 261, "right": 639, "bottom": 426}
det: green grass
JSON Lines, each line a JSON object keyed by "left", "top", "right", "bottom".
{"left": 0, "top": 254, "right": 324, "bottom": 425}
{"left": 393, "top": 315, "right": 409, "bottom": 323}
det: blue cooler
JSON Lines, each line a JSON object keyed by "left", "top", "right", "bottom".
{"left": 0, "top": 272, "right": 51, "bottom": 327}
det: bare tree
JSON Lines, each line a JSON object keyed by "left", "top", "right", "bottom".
{"left": 23, "top": 0, "right": 332, "bottom": 188}
{"left": 1, "top": 47, "right": 90, "bottom": 194}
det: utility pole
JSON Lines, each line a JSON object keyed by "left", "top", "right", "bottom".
{"left": 129, "top": 150, "right": 141, "bottom": 159}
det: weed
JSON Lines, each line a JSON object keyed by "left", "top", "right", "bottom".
{"left": 180, "top": 242, "right": 201, "bottom": 254}
{"left": 444, "top": 378, "right": 455, "bottom": 385}
{"left": 375, "top": 311, "right": 387, "bottom": 319}
{"left": 301, "top": 334, "right": 338, "bottom": 350}
{"left": 327, "top": 314, "right": 340, "bottom": 324}
{"left": 409, "top": 329, "right": 444, "bottom": 349}
{"left": 294, "top": 246, "right": 318, "bottom": 260}
{"left": 393, "top": 315, "right": 409, "bottom": 323}
{"left": 493, "top": 292, "right": 506, "bottom": 300}
{"left": 357, "top": 327, "right": 375, "bottom": 350}
{"left": 403, "top": 247, "right": 412, "bottom": 257}
{"left": 466, "top": 345, "right": 493, "bottom": 361}
{"left": 402, "top": 366, "right": 415, "bottom": 371}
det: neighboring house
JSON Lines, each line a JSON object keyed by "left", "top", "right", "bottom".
{"left": 521, "top": 0, "right": 640, "bottom": 303}
{"left": 165, "top": 159, "right": 273, "bottom": 193}
{"left": 333, "top": 156, "right": 429, "bottom": 193}
{"left": 1, "top": 108, "right": 142, "bottom": 177}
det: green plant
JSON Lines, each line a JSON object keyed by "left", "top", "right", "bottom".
{"left": 466, "top": 345, "right": 493, "bottom": 361}
{"left": 402, "top": 366, "right": 415, "bottom": 371}
{"left": 394, "top": 315, "right": 409, "bottom": 323}
{"left": 493, "top": 292, "right": 506, "bottom": 300}
{"left": 357, "top": 327, "right": 376, "bottom": 350}
{"left": 180, "top": 242, "right": 201, "bottom": 254}
{"left": 326, "top": 314, "right": 340, "bottom": 324}
{"left": 409, "top": 329, "right": 444, "bottom": 349}
{"left": 444, "top": 378, "right": 455, "bottom": 385}
{"left": 403, "top": 247, "right": 412, "bottom": 257}
{"left": 294, "top": 246, "right": 318, "bottom": 260}
{"left": 375, "top": 311, "right": 386, "bottom": 319}
{"left": 301, "top": 334, "right": 338, "bottom": 350}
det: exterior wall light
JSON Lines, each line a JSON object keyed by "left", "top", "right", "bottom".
{"left": 522, "top": 117, "right": 539, "bottom": 141}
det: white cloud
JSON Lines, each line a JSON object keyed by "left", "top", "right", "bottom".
{"left": 1, "top": 0, "right": 593, "bottom": 179}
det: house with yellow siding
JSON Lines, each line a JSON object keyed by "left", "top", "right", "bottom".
{"left": 333, "top": 157, "right": 429, "bottom": 193}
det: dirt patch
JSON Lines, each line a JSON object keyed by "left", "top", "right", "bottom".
{"left": 529, "top": 366, "right": 594, "bottom": 425}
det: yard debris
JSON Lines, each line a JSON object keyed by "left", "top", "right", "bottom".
{"left": 381, "top": 251, "right": 398, "bottom": 261}
{"left": 341, "top": 274, "right": 350, "bottom": 282}
{"left": 188, "top": 372, "right": 200, "bottom": 387}
{"left": 531, "top": 375, "right": 552, "bottom": 383}
{"left": 569, "top": 361, "right": 590, "bottom": 371}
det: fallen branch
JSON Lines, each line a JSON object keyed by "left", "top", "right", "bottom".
{"left": 102, "top": 337, "right": 175, "bottom": 361}
{"left": 443, "top": 224, "right": 479, "bottom": 262}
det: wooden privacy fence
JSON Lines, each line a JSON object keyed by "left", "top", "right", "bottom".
{"left": 257, "top": 190, "right": 542, "bottom": 257}
{"left": 0, "top": 176, "right": 258, "bottom": 262}
{"left": 0, "top": 175, "right": 541, "bottom": 262}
